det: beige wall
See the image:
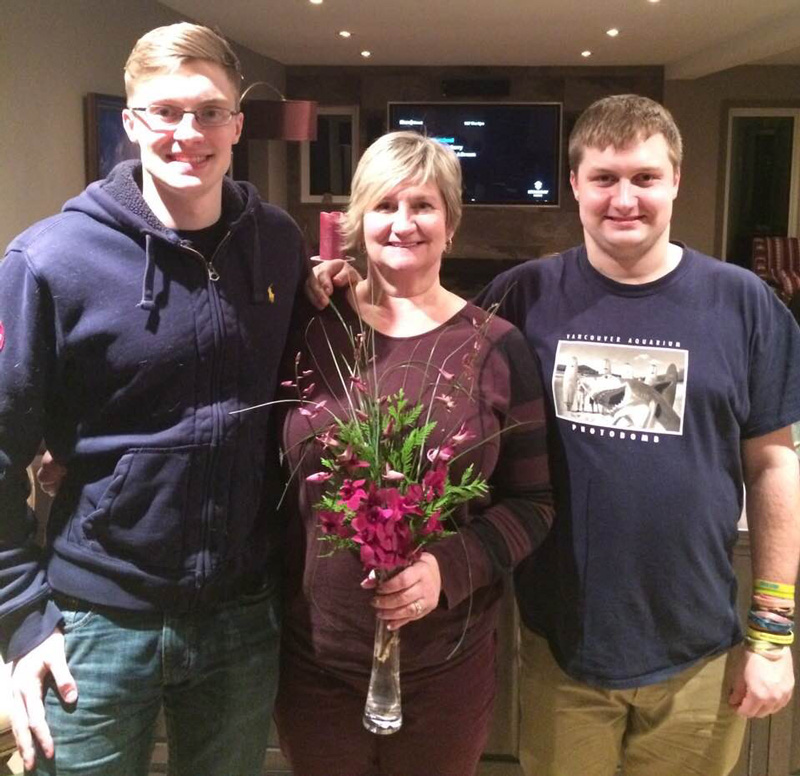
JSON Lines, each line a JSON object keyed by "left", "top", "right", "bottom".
{"left": 286, "top": 64, "right": 663, "bottom": 261}
{"left": 665, "top": 65, "right": 800, "bottom": 257}
{"left": 0, "top": 0, "right": 286, "bottom": 249}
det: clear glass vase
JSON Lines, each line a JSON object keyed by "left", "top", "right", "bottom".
{"left": 362, "top": 615, "right": 402, "bottom": 735}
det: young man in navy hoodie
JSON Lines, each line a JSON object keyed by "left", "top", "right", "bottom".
{"left": 0, "top": 23, "right": 305, "bottom": 775}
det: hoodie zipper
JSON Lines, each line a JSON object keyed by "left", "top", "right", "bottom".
{"left": 180, "top": 239, "right": 223, "bottom": 282}
{"left": 179, "top": 233, "right": 232, "bottom": 589}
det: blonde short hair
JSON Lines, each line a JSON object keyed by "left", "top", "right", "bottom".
{"left": 342, "top": 131, "right": 463, "bottom": 253}
{"left": 124, "top": 23, "right": 243, "bottom": 102}
{"left": 568, "top": 94, "right": 683, "bottom": 172}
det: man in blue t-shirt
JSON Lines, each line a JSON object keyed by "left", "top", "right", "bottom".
{"left": 474, "top": 95, "right": 800, "bottom": 776}
{"left": 309, "top": 95, "right": 800, "bottom": 776}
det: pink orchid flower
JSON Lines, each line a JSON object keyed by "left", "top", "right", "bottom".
{"left": 336, "top": 444, "right": 370, "bottom": 471}
{"left": 316, "top": 428, "right": 341, "bottom": 449}
{"left": 382, "top": 463, "right": 405, "bottom": 482}
{"left": 450, "top": 422, "right": 476, "bottom": 447}
{"left": 434, "top": 394, "right": 456, "bottom": 410}
{"left": 426, "top": 445, "right": 455, "bottom": 464}
{"left": 306, "top": 471, "right": 333, "bottom": 483}
{"left": 299, "top": 400, "right": 327, "bottom": 418}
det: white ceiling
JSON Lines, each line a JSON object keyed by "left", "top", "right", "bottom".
{"left": 159, "top": 0, "right": 800, "bottom": 79}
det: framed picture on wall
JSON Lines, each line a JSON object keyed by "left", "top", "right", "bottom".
{"left": 84, "top": 93, "right": 139, "bottom": 184}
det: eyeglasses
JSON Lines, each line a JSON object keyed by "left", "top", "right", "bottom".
{"left": 130, "top": 104, "right": 240, "bottom": 129}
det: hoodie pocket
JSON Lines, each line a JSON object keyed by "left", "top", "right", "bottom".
{"left": 80, "top": 448, "right": 195, "bottom": 572}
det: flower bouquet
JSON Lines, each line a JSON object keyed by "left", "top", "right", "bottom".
{"left": 281, "top": 301, "right": 496, "bottom": 735}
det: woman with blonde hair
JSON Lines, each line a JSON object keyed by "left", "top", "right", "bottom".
{"left": 273, "top": 132, "right": 554, "bottom": 776}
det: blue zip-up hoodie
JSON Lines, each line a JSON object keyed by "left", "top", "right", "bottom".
{"left": 0, "top": 161, "right": 306, "bottom": 661}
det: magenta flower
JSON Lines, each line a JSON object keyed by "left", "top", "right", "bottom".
{"left": 338, "top": 478, "right": 367, "bottom": 510}
{"left": 351, "top": 497, "right": 389, "bottom": 549}
{"left": 421, "top": 509, "right": 443, "bottom": 536}
{"left": 352, "top": 491, "right": 416, "bottom": 571}
{"left": 405, "top": 483, "right": 423, "bottom": 502}
{"left": 319, "top": 509, "right": 350, "bottom": 538}
{"left": 423, "top": 464, "right": 447, "bottom": 498}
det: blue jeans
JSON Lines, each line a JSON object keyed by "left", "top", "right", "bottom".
{"left": 34, "top": 584, "right": 280, "bottom": 776}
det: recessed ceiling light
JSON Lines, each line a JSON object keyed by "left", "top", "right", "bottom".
{"left": 339, "top": 30, "right": 352, "bottom": 38}
{"left": 581, "top": 50, "right": 592, "bottom": 58}
{"left": 309, "top": 0, "right": 323, "bottom": 5}
{"left": 647, "top": 0, "right": 660, "bottom": 3}
{"left": 606, "top": 28, "right": 620, "bottom": 37}
{"left": 361, "top": 50, "right": 371, "bottom": 58}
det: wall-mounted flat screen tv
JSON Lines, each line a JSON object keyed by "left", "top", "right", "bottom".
{"left": 387, "top": 102, "right": 562, "bottom": 207}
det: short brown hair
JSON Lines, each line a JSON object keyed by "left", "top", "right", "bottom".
{"left": 343, "top": 131, "right": 463, "bottom": 253}
{"left": 124, "top": 23, "right": 243, "bottom": 102}
{"left": 568, "top": 94, "right": 683, "bottom": 172}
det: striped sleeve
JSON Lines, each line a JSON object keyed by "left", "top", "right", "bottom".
{"left": 428, "top": 324, "right": 554, "bottom": 608}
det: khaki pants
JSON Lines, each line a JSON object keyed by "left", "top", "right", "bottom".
{"left": 519, "top": 627, "right": 747, "bottom": 776}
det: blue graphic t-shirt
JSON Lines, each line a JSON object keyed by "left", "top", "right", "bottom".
{"left": 477, "top": 244, "right": 800, "bottom": 688}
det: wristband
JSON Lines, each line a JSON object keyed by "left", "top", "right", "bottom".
{"left": 754, "top": 579, "right": 796, "bottom": 599}
{"left": 748, "top": 613, "right": 794, "bottom": 635}
{"left": 752, "top": 594, "right": 795, "bottom": 615}
{"left": 744, "top": 638, "right": 788, "bottom": 661}
{"left": 746, "top": 627, "right": 794, "bottom": 646}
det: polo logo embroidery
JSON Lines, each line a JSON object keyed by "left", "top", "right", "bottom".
{"left": 268, "top": 284, "right": 275, "bottom": 304}
{"left": 0, "top": 321, "right": 5, "bottom": 352}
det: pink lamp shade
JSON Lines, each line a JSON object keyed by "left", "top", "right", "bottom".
{"left": 242, "top": 99, "right": 318, "bottom": 142}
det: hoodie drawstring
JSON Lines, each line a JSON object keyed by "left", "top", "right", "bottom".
{"left": 251, "top": 214, "right": 266, "bottom": 304}
{"left": 138, "top": 234, "right": 157, "bottom": 310}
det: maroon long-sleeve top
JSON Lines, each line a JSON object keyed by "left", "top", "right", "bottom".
{"left": 280, "top": 294, "right": 554, "bottom": 678}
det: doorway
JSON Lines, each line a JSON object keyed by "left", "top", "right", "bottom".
{"left": 721, "top": 108, "right": 800, "bottom": 268}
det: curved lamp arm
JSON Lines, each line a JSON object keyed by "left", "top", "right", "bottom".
{"left": 241, "top": 80, "right": 288, "bottom": 103}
